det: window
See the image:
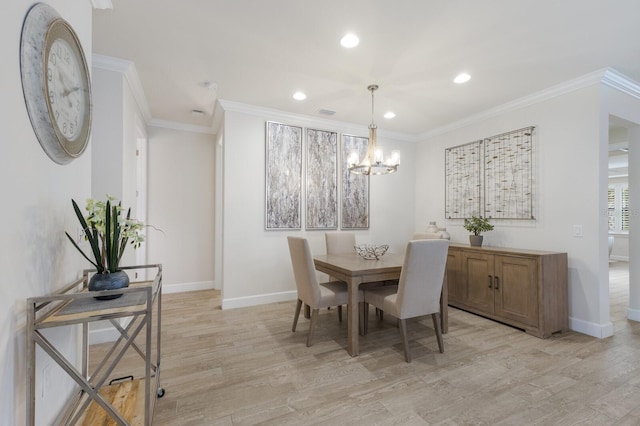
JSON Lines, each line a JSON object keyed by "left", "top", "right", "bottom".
{"left": 608, "top": 183, "right": 629, "bottom": 233}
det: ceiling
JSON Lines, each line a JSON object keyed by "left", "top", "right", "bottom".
{"left": 92, "top": 0, "right": 640, "bottom": 137}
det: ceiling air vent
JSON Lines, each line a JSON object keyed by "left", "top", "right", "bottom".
{"left": 319, "top": 108, "right": 336, "bottom": 116}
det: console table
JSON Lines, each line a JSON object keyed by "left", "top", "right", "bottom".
{"left": 446, "top": 244, "right": 567, "bottom": 338}
{"left": 26, "top": 264, "right": 164, "bottom": 425}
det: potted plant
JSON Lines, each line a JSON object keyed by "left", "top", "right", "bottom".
{"left": 66, "top": 195, "right": 144, "bottom": 299}
{"left": 463, "top": 215, "right": 494, "bottom": 247}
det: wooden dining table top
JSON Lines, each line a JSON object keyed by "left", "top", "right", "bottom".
{"left": 313, "top": 253, "right": 404, "bottom": 278}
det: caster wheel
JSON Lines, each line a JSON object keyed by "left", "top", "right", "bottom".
{"left": 157, "top": 387, "right": 165, "bottom": 398}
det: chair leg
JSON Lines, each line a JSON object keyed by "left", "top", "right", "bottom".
{"left": 432, "top": 313, "right": 444, "bottom": 353}
{"left": 399, "top": 318, "right": 411, "bottom": 363}
{"left": 307, "top": 309, "right": 319, "bottom": 347}
{"left": 292, "top": 299, "right": 302, "bottom": 332}
{"left": 338, "top": 305, "right": 343, "bottom": 322}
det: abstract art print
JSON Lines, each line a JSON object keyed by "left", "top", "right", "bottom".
{"left": 306, "top": 129, "right": 338, "bottom": 229}
{"left": 445, "top": 140, "right": 482, "bottom": 219}
{"left": 265, "top": 121, "right": 302, "bottom": 229}
{"left": 341, "top": 134, "right": 369, "bottom": 229}
{"left": 483, "top": 127, "right": 535, "bottom": 219}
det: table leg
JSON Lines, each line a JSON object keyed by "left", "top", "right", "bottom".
{"left": 440, "top": 271, "right": 448, "bottom": 334}
{"left": 347, "top": 277, "right": 362, "bottom": 356}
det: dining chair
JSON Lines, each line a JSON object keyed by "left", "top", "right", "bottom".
{"left": 412, "top": 232, "right": 443, "bottom": 240}
{"left": 325, "top": 231, "right": 356, "bottom": 255}
{"left": 363, "top": 239, "right": 449, "bottom": 362}
{"left": 287, "top": 236, "right": 361, "bottom": 347}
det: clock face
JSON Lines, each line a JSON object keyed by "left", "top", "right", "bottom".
{"left": 46, "top": 38, "right": 86, "bottom": 141}
{"left": 20, "top": 4, "right": 92, "bottom": 164}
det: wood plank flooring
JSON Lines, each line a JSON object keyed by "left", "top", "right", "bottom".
{"left": 89, "top": 262, "right": 640, "bottom": 425}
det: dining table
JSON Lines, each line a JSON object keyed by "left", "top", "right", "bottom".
{"left": 313, "top": 252, "right": 448, "bottom": 357}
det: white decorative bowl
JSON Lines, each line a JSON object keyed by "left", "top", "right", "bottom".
{"left": 354, "top": 244, "right": 389, "bottom": 260}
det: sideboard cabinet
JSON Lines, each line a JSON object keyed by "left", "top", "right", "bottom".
{"left": 446, "top": 244, "right": 567, "bottom": 338}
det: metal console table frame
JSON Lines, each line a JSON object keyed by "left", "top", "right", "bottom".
{"left": 26, "top": 264, "right": 163, "bottom": 425}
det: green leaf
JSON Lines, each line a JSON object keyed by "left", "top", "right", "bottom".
{"left": 71, "top": 199, "right": 104, "bottom": 273}
{"left": 65, "top": 232, "right": 98, "bottom": 269}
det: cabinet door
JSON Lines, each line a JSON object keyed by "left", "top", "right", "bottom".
{"left": 462, "top": 252, "right": 494, "bottom": 313}
{"left": 446, "top": 249, "right": 465, "bottom": 305}
{"left": 494, "top": 255, "right": 538, "bottom": 327}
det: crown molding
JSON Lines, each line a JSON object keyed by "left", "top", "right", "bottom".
{"left": 420, "top": 67, "right": 640, "bottom": 140}
{"left": 601, "top": 67, "right": 640, "bottom": 98}
{"left": 92, "top": 54, "right": 152, "bottom": 124}
{"left": 148, "top": 118, "right": 216, "bottom": 135}
{"left": 217, "top": 99, "right": 418, "bottom": 143}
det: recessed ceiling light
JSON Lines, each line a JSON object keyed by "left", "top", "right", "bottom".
{"left": 454, "top": 73, "right": 471, "bottom": 84}
{"left": 340, "top": 33, "right": 359, "bottom": 48}
{"left": 384, "top": 111, "right": 396, "bottom": 119}
{"left": 293, "top": 91, "right": 307, "bottom": 100}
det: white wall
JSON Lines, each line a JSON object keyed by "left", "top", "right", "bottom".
{"left": 416, "top": 72, "right": 640, "bottom": 338}
{"left": 1, "top": 2, "right": 93, "bottom": 424}
{"left": 88, "top": 62, "right": 150, "bottom": 345}
{"left": 220, "top": 104, "right": 416, "bottom": 308}
{"left": 147, "top": 126, "right": 216, "bottom": 293}
{"left": 91, "top": 68, "right": 124, "bottom": 202}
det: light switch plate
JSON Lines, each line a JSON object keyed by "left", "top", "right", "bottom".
{"left": 573, "top": 225, "right": 583, "bottom": 237}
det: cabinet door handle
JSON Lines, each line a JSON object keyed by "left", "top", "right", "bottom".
{"left": 494, "top": 276, "right": 499, "bottom": 290}
{"left": 488, "top": 275, "right": 493, "bottom": 289}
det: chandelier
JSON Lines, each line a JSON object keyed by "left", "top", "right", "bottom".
{"left": 347, "top": 84, "right": 400, "bottom": 175}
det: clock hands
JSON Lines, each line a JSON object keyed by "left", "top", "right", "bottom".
{"left": 62, "top": 86, "right": 81, "bottom": 97}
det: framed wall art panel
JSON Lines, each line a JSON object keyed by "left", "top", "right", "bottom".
{"left": 483, "top": 126, "right": 535, "bottom": 219}
{"left": 265, "top": 121, "right": 302, "bottom": 230}
{"left": 306, "top": 128, "right": 338, "bottom": 229}
{"left": 341, "top": 134, "right": 369, "bottom": 229}
{"left": 445, "top": 140, "right": 482, "bottom": 219}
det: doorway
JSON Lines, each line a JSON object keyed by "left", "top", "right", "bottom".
{"left": 608, "top": 116, "right": 638, "bottom": 328}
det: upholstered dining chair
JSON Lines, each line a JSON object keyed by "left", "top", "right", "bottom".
{"left": 363, "top": 239, "right": 449, "bottom": 362}
{"left": 412, "top": 232, "right": 443, "bottom": 240}
{"left": 325, "top": 231, "right": 356, "bottom": 255}
{"left": 287, "top": 236, "right": 360, "bottom": 347}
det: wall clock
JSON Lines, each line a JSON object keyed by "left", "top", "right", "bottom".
{"left": 20, "top": 3, "right": 92, "bottom": 165}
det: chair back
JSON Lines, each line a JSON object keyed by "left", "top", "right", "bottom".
{"left": 325, "top": 231, "right": 356, "bottom": 255}
{"left": 412, "top": 232, "right": 442, "bottom": 240}
{"left": 287, "top": 236, "right": 321, "bottom": 306}
{"left": 395, "top": 239, "right": 449, "bottom": 319}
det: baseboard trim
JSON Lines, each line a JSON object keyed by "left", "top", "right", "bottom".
{"left": 609, "top": 256, "right": 629, "bottom": 262}
{"left": 222, "top": 290, "right": 297, "bottom": 310}
{"left": 568, "top": 316, "right": 613, "bottom": 338}
{"left": 628, "top": 307, "right": 640, "bottom": 322}
{"left": 163, "top": 280, "right": 216, "bottom": 294}
{"left": 89, "top": 325, "right": 122, "bottom": 345}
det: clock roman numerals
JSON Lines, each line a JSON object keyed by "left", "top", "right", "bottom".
{"left": 47, "top": 38, "right": 85, "bottom": 140}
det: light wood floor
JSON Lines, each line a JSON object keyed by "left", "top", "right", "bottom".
{"left": 90, "top": 262, "right": 640, "bottom": 425}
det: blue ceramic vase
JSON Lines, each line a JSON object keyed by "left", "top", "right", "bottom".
{"left": 89, "top": 270, "right": 130, "bottom": 300}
